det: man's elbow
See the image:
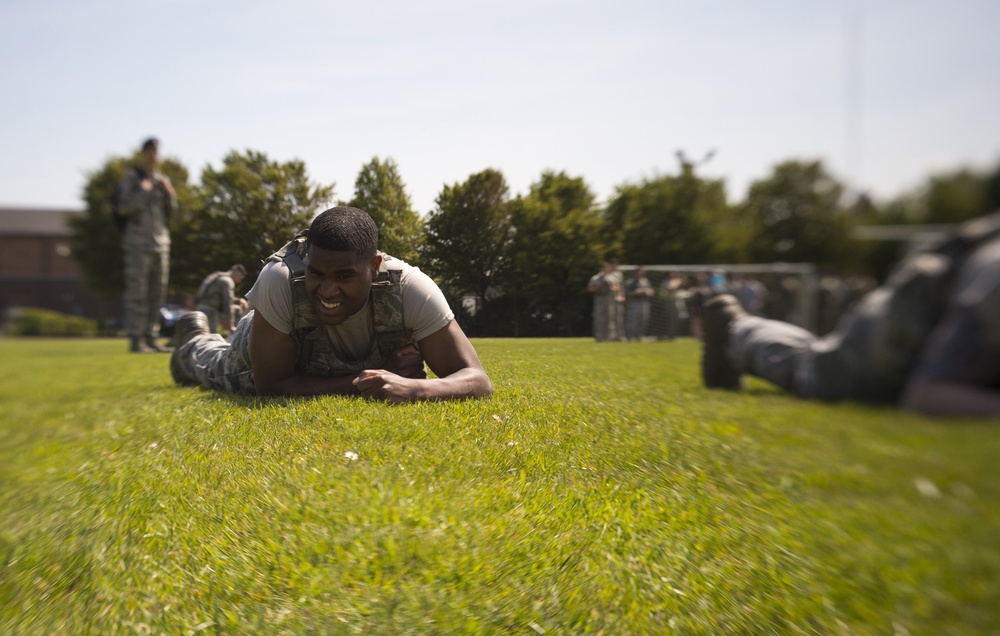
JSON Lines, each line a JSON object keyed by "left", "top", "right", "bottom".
{"left": 476, "top": 372, "right": 494, "bottom": 399}
{"left": 900, "top": 383, "right": 935, "bottom": 415}
{"left": 251, "top": 371, "right": 288, "bottom": 397}
{"left": 900, "top": 376, "right": 959, "bottom": 416}
{"left": 454, "top": 368, "right": 493, "bottom": 400}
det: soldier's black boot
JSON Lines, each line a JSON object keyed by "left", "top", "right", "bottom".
{"left": 130, "top": 336, "right": 152, "bottom": 353}
{"left": 170, "top": 312, "right": 211, "bottom": 386}
{"left": 701, "top": 295, "right": 745, "bottom": 391}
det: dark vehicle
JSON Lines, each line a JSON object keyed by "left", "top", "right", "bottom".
{"left": 159, "top": 304, "right": 190, "bottom": 337}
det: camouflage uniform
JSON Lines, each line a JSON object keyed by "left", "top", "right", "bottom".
{"left": 589, "top": 269, "right": 623, "bottom": 342}
{"left": 725, "top": 213, "right": 1000, "bottom": 402}
{"left": 118, "top": 166, "right": 174, "bottom": 340}
{"left": 195, "top": 271, "right": 237, "bottom": 333}
{"left": 173, "top": 234, "right": 413, "bottom": 395}
{"left": 173, "top": 312, "right": 255, "bottom": 393}
{"left": 624, "top": 272, "right": 653, "bottom": 341}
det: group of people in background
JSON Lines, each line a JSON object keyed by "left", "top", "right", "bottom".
{"left": 587, "top": 259, "right": 796, "bottom": 343}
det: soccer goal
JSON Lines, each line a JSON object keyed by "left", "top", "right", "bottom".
{"left": 617, "top": 263, "right": 819, "bottom": 339}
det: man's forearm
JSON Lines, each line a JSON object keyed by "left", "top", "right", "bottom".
{"left": 256, "top": 373, "right": 361, "bottom": 398}
{"left": 352, "top": 367, "right": 493, "bottom": 403}
{"left": 259, "top": 370, "right": 492, "bottom": 401}
{"left": 420, "top": 367, "right": 493, "bottom": 400}
{"left": 901, "top": 378, "right": 1000, "bottom": 417}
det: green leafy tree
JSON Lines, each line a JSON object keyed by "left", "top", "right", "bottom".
{"left": 605, "top": 159, "right": 733, "bottom": 265}
{"left": 924, "top": 167, "right": 993, "bottom": 224}
{"left": 69, "top": 154, "right": 193, "bottom": 298}
{"left": 738, "top": 159, "right": 856, "bottom": 271}
{"left": 423, "top": 168, "right": 514, "bottom": 306}
{"left": 344, "top": 157, "right": 423, "bottom": 264}
{"left": 863, "top": 162, "right": 1000, "bottom": 280}
{"left": 184, "top": 150, "right": 334, "bottom": 291}
{"left": 506, "top": 171, "right": 605, "bottom": 336}
{"left": 875, "top": 166, "right": 995, "bottom": 228}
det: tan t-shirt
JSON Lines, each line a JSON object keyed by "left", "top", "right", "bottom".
{"left": 245, "top": 254, "right": 454, "bottom": 361}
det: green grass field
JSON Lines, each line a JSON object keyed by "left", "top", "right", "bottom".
{"left": 1, "top": 337, "right": 997, "bottom": 635}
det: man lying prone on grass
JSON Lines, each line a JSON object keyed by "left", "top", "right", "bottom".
{"left": 170, "top": 206, "right": 493, "bottom": 403}
{"left": 701, "top": 210, "right": 1000, "bottom": 417}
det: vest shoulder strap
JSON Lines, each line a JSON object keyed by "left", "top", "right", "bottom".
{"left": 370, "top": 267, "right": 408, "bottom": 358}
{"left": 272, "top": 232, "right": 412, "bottom": 374}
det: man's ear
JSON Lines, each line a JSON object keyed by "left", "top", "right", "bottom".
{"left": 370, "top": 253, "right": 383, "bottom": 276}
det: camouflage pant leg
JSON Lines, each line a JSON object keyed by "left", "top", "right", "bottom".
{"left": 625, "top": 301, "right": 649, "bottom": 340}
{"left": 728, "top": 314, "right": 820, "bottom": 397}
{"left": 197, "top": 305, "right": 220, "bottom": 333}
{"left": 592, "top": 296, "right": 610, "bottom": 341}
{"left": 612, "top": 301, "right": 625, "bottom": 341}
{"left": 124, "top": 247, "right": 169, "bottom": 338}
{"left": 174, "top": 314, "right": 256, "bottom": 394}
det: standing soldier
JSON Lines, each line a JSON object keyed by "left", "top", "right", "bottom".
{"left": 117, "top": 137, "right": 176, "bottom": 353}
{"left": 196, "top": 264, "right": 248, "bottom": 334}
{"left": 624, "top": 266, "right": 654, "bottom": 341}
{"left": 587, "top": 257, "right": 624, "bottom": 342}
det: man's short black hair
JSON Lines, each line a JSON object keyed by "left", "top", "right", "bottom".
{"left": 141, "top": 137, "right": 159, "bottom": 152}
{"left": 309, "top": 206, "right": 379, "bottom": 258}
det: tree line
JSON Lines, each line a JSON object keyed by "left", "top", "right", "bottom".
{"left": 70, "top": 149, "right": 1000, "bottom": 337}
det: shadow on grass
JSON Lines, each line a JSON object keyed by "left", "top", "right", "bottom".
{"left": 173, "top": 384, "right": 434, "bottom": 410}
{"left": 172, "top": 384, "right": 302, "bottom": 410}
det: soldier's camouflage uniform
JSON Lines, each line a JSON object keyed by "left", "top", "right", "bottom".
{"left": 118, "top": 167, "right": 174, "bottom": 340}
{"left": 173, "top": 234, "right": 411, "bottom": 395}
{"left": 725, "top": 212, "right": 1000, "bottom": 402}
{"left": 196, "top": 271, "right": 238, "bottom": 334}
{"left": 589, "top": 269, "right": 623, "bottom": 342}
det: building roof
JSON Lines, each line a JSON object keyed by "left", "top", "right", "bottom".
{"left": 0, "top": 207, "right": 83, "bottom": 237}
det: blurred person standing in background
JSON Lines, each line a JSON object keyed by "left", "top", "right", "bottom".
{"left": 117, "top": 137, "right": 176, "bottom": 353}
{"left": 587, "top": 257, "right": 624, "bottom": 342}
{"left": 624, "top": 266, "right": 654, "bottom": 341}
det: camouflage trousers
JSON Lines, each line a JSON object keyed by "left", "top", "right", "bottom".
{"left": 195, "top": 305, "right": 222, "bottom": 334}
{"left": 173, "top": 312, "right": 256, "bottom": 394}
{"left": 592, "top": 296, "right": 623, "bottom": 342}
{"left": 726, "top": 252, "right": 951, "bottom": 403}
{"left": 124, "top": 246, "right": 169, "bottom": 338}
{"left": 727, "top": 314, "right": 821, "bottom": 398}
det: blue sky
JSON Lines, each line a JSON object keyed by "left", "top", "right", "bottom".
{"left": 1, "top": 0, "right": 998, "bottom": 215}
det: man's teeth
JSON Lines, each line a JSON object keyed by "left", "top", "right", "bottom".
{"left": 320, "top": 300, "right": 341, "bottom": 309}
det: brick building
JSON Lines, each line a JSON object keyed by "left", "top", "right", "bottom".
{"left": 0, "top": 207, "right": 121, "bottom": 324}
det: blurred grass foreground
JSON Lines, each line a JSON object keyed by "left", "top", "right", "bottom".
{"left": 0, "top": 337, "right": 997, "bottom": 634}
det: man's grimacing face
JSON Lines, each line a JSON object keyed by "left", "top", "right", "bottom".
{"left": 304, "top": 245, "right": 381, "bottom": 326}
